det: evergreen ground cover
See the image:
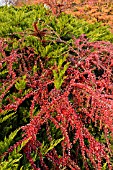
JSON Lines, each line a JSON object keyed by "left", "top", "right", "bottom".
{"left": 0, "top": 2, "right": 113, "bottom": 169}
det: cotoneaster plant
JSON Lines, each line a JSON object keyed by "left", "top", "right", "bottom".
{"left": 0, "top": 3, "right": 113, "bottom": 170}
{"left": 0, "top": 30, "right": 113, "bottom": 169}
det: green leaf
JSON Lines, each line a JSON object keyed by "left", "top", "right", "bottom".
{"left": 102, "top": 162, "right": 107, "bottom": 170}
{"left": 0, "top": 112, "right": 16, "bottom": 123}
{"left": 40, "top": 137, "right": 64, "bottom": 156}
{"left": 53, "top": 56, "right": 70, "bottom": 89}
{"left": 32, "top": 65, "right": 37, "bottom": 74}
{"left": 0, "top": 128, "right": 20, "bottom": 155}
{"left": 15, "top": 75, "right": 26, "bottom": 91}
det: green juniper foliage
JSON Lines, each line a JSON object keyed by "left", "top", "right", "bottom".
{"left": 15, "top": 75, "right": 26, "bottom": 91}
{"left": 0, "top": 128, "right": 20, "bottom": 156}
{"left": 0, "top": 5, "right": 113, "bottom": 42}
{"left": 0, "top": 136, "right": 31, "bottom": 170}
{"left": 53, "top": 56, "right": 70, "bottom": 89}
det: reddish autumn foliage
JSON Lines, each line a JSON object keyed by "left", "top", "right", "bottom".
{"left": 15, "top": 0, "right": 74, "bottom": 16}
{"left": 0, "top": 33, "right": 113, "bottom": 169}
{"left": 65, "top": 0, "right": 113, "bottom": 32}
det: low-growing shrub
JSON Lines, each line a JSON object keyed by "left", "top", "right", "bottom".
{"left": 0, "top": 4, "right": 113, "bottom": 43}
{"left": 0, "top": 30, "right": 113, "bottom": 169}
{"left": 0, "top": 3, "right": 113, "bottom": 170}
{"left": 65, "top": 0, "right": 113, "bottom": 33}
